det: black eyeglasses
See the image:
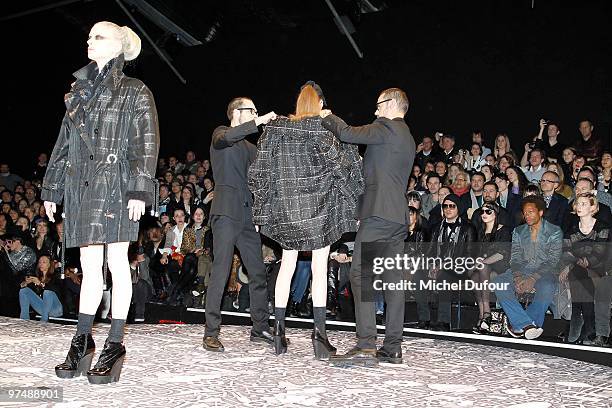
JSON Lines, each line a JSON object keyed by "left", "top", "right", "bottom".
{"left": 237, "top": 107, "right": 258, "bottom": 116}
{"left": 442, "top": 203, "right": 457, "bottom": 209}
{"left": 375, "top": 98, "right": 392, "bottom": 109}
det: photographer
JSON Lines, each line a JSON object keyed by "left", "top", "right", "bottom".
{"left": 522, "top": 119, "right": 566, "bottom": 165}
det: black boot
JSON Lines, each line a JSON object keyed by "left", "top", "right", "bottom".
{"left": 312, "top": 327, "right": 337, "bottom": 360}
{"left": 87, "top": 340, "right": 126, "bottom": 384}
{"left": 312, "top": 307, "right": 336, "bottom": 360}
{"left": 55, "top": 333, "right": 95, "bottom": 379}
{"left": 273, "top": 319, "right": 288, "bottom": 355}
{"left": 273, "top": 307, "right": 287, "bottom": 355}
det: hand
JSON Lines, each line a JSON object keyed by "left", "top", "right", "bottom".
{"left": 194, "top": 248, "right": 204, "bottom": 257}
{"left": 335, "top": 253, "right": 348, "bottom": 263}
{"left": 160, "top": 254, "right": 169, "bottom": 265}
{"left": 264, "top": 255, "right": 275, "bottom": 263}
{"left": 44, "top": 201, "right": 57, "bottom": 222}
{"left": 127, "top": 199, "right": 146, "bottom": 222}
{"left": 576, "top": 257, "right": 589, "bottom": 268}
{"left": 522, "top": 276, "right": 536, "bottom": 293}
{"left": 30, "top": 277, "right": 41, "bottom": 285}
{"left": 320, "top": 109, "right": 332, "bottom": 118}
{"left": 429, "top": 268, "right": 440, "bottom": 279}
{"left": 416, "top": 142, "right": 424, "bottom": 153}
{"left": 524, "top": 143, "right": 532, "bottom": 152}
{"left": 539, "top": 119, "right": 547, "bottom": 129}
{"left": 255, "top": 111, "right": 277, "bottom": 126}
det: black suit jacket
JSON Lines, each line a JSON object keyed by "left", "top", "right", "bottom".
{"left": 499, "top": 191, "right": 522, "bottom": 227}
{"left": 544, "top": 193, "right": 569, "bottom": 227}
{"left": 209, "top": 120, "right": 259, "bottom": 221}
{"left": 322, "top": 115, "right": 416, "bottom": 225}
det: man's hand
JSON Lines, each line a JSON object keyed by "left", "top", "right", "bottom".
{"left": 127, "top": 199, "right": 146, "bottom": 222}
{"left": 539, "top": 119, "right": 547, "bottom": 129}
{"left": 320, "top": 109, "right": 332, "bottom": 118}
{"left": 522, "top": 276, "right": 536, "bottom": 293}
{"left": 416, "top": 142, "right": 424, "bottom": 153}
{"left": 576, "top": 257, "right": 589, "bottom": 269}
{"left": 524, "top": 143, "right": 532, "bottom": 153}
{"left": 160, "top": 254, "right": 169, "bottom": 265}
{"left": 44, "top": 201, "right": 57, "bottom": 222}
{"left": 255, "top": 111, "right": 277, "bottom": 126}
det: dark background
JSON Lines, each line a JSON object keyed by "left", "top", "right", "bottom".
{"left": 1, "top": 0, "right": 611, "bottom": 177}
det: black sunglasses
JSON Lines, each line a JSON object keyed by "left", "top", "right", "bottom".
{"left": 482, "top": 208, "right": 495, "bottom": 215}
{"left": 442, "top": 203, "right": 457, "bottom": 209}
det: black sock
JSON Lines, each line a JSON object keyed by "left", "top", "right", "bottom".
{"left": 107, "top": 318, "right": 126, "bottom": 343}
{"left": 313, "top": 307, "right": 327, "bottom": 338}
{"left": 76, "top": 313, "right": 95, "bottom": 336}
{"left": 274, "top": 307, "right": 286, "bottom": 331}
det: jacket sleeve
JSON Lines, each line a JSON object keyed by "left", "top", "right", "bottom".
{"left": 212, "top": 120, "right": 258, "bottom": 149}
{"left": 248, "top": 125, "right": 275, "bottom": 226}
{"left": 41, "top": 113, "right": 71, "bottom": 204}
{"left": 125, "top": 84, "right": 160, "bottom": 205}
{"left": 321, "top": 114, "right": 388, "bottom": 145}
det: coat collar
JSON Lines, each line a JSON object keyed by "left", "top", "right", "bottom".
{"left": 72, "top": 54, "right": 126, "bottom": 90}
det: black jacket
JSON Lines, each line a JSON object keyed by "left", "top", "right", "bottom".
{"left": 41, "top": 55, "right": 160, "bottom": 247}
{"left": 209, "top": 120, "right": 259, "bottom": 221}
{"left": 322, "top": 115, "right": 416, "bottom": 225}
{"left": 428, "top": 218, "right": 477, "bottom": 262}
{"left": 544, "top": 193, "right": 569, "bottom": 227}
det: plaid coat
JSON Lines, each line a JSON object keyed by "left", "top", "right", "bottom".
{"left": 248, "top": 116, "right": 364, "bottom": 250}
{"left": 41, "top": 56, "right": 160, "bottom": 248}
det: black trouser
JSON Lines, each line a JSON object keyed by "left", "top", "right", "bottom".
{"left": 569, "top": 266, "right": 595, "bottom": 338}
{"left": 168, "top": 253, "right": 200, "bottom": 303}
{"left": 350, "top": 216, "right": 407, "bottom": 352}
{"left": 132, "top": 280, "right": 153, "bottom": 319}
{"left": 205, "top": 210, "right": 269, "bottom": 337}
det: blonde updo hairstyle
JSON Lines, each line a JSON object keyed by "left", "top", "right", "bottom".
{"left": 97, "top": 21, "right": 142, "bottom": 61}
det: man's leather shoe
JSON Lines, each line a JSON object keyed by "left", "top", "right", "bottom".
{"left": 330, "top": 346, "right": 378, "bottom": 366}
{"left": 250, "top": 330, "right": 274, "bottom": 345}
{"left": 203, "top": 336, "right": 225, "bottom": 352}
{"left": 430, "top": 322, "right": 451, "bottom": 332}
{"left": 376, "top": 348, "right": 403, "bottom": 364}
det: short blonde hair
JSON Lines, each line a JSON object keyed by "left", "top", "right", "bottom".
{"left": 379, "top": 88, "right": 409, "bottom": 114}
{"left": 572, "top": 192, "right": 599, "bottom": 214}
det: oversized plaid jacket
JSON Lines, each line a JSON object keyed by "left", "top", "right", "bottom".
{"left": 248, "top": 116, "right": 364, "bottom": 250}
{"left": 41, "top": 55, "right": 159, "bottom": 248}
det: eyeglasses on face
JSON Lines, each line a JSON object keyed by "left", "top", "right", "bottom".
{"left": 375, "top": 98, "right": 392, "bottom": 109}
{"left": 237, "top": 107, "right": 258, "bottom": 116}
{"left": 482, "top": 209, "right": 495, "bottom": 215}
{"left": 442, "top": 203, "right": 457, "bottom": 209}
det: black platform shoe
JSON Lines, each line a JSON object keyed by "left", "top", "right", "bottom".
{"left": 273, "top": 320, "right": 288, "bottom": 355}
{"left": 55, "top": 333, "right": 96, "bottom": 379}
{"left": 87, "top": 340, "right": 126, "bottom": 384}
{"left": 312, "top": 327, "right": 337, "bottom": 360}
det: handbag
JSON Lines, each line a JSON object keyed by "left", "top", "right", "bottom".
{"left": 487, "top": 309, "right": 509, "bottom": 335}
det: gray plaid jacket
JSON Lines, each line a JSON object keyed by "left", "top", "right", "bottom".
{"left": 249, "top": 116, "right": 364, "bottom": 250}
{"left": 41, "top": 56, "right": 160, "bottom": 248}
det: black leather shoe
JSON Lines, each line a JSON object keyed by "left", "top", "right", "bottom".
{"left": 87, "top": 340, "right": 126, "bottom": 384}
{"left": 203, "top": 336, "right": 225, "bottom": 352}
{"left": 55, "top": 333, "right": 95, "bottom": 379}
{"left": 273, "top": 320, "right": 288, "bottom": 355}
{"left": 430, "top": 322, "right": 451, "bottom": 332}
{"left": 312, "top": 327, "right": 337, "bottom": 360}
{"left": 417, "top": 320, "right": 430, "bottom": 330}
{"left": 250, "top": 330, "right": 274, "bottom": 345}
{"left": 329, "top": 346, "right": 378, "bottom": 366}
{"left": 584, "top": 335, "right": 609, "bottom": 347}
{"left": 376, "top": 348, "right": 403, "bottom": 364}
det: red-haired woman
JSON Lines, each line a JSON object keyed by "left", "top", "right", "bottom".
{"left": 249, "top": 82, "right": 364, "bottom": 359}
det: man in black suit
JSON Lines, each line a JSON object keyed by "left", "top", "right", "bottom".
{"left": 494, "top": 173, "right": 522, "bottom": 227}
{"left": 471, "top": 181, "right": 512, "bottom": 232}
{"left": 203, "top": 97, "right": 277, "bottom": 352}
{"left": 321, "top": 88, "right": 415, "bottom": 365}
{"left": 540, "top": 171, "right": 568, "bottom": 227}
{"left": 415, "top": 135, "right": 442, "bottom": 170}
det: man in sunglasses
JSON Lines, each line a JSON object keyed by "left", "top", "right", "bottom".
{"left": 203, "top": 97, "right": 277, "bottom": 353}
{"left": 2, "top": 234, "right": 37, "bottom": 277}
{"left": 427, "top": 194, "right": 477, "bottom": 331}
{"left": 321, "top": 88, "right": 415, "bottom": 365}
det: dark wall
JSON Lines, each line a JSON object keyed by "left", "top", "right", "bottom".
{"left": 1, "top": 0, "right": 610, "bottom": 177}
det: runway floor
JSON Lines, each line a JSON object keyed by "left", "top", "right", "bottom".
{"left": 1, "top": 317, "right": 611, "bottom": 407}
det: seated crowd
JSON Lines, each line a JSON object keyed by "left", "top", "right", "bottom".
{"left": 1, "top": 118, "right": 611, "bottom": 348}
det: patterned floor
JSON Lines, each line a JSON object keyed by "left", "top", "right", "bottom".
{"left": 0, "top": 317, "right": 611, "bottom": 408}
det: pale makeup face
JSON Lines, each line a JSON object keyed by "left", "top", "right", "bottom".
{"left": 87, "top": 23, "right": 122, "bottom": 63}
